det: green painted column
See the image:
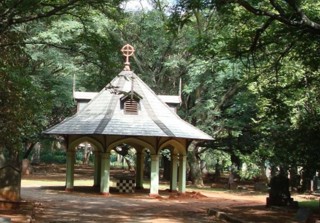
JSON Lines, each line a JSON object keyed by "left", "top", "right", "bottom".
{"left": 93, "top": 152, "right": 101, "bottom": 187}
{"left": 100, "top": 152, "right": 110, "bottom": 195}
{"left": 170, "top": 154, "right": 178, "bottom": 191}
{"left": 66, "top": 151, "right": 75, "bottom": 191}
{"left": 178, "top": 155, "right": 187, "bottom": 193}
{"left": 135, "top": 151, "right": 144, "bottom": 189}
{"left": 149, "top": 154, "right": 159, "bottom": 196}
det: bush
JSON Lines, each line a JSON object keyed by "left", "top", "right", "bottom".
{"left": 40, "top": 149, "right": 66, "bottom": 164}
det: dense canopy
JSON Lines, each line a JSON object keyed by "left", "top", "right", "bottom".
{"left": 1, "top": 0, "right": 320, "bottom": 191}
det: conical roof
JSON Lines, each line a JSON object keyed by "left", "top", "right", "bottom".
{"left": 44, "top": 70, "right": 213, "bottom": 141}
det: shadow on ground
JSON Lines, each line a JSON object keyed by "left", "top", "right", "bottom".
{"left": 22, "top": 186, "right": 219, "bottom": 223}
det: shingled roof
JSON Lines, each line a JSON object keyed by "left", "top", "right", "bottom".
{"left": 44, "top": 70, "right": 213, "bottom": 141}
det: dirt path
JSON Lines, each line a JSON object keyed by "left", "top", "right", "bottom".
{"left": 21, "top": 184, "right": 267, "bottom": 223}
{"left": 1, "top": 165, "right": 315, "bottom": 222}
{"left": 22, "top": 187, "right": 215, "bottom": 222}
{"left": 20, "top": 177, "right": 302, "bottom": 223}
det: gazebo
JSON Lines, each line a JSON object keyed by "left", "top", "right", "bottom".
{"left": 44, "top": 44, "right": 213, "bottom": 196}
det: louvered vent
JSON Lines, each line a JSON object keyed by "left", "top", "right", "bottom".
{"left": 124, "top": 99, "right": 138, "bottom": 115}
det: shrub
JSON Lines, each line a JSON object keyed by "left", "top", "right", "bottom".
{"left": 40, "top": 149, "right": 66, "bottom": 164}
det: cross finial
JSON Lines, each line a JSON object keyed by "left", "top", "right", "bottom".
{"left": 121, "top": 44, "right": 135, "bottom": 71}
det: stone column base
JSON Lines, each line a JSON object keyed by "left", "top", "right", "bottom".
{"left": 65, "top": 188, "right": 74, "bottom": 192}
{"left": 101, "top": 192, "right": 110, "bottom": 197}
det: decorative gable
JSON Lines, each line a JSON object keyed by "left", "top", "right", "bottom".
{"left": 120, "top": 92, "right": 142, "bottom": 115}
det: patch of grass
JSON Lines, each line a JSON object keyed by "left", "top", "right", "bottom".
{"left": 299, "top": 200, "right": 320, "bottom": 209}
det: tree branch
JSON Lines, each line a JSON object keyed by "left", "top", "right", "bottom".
{"left": 214, "top": 82, "right": 241, "bottom": 112}
{"left": 233, "top": 0, "right": 320, "bottom": 33}
{"left": 269, "top": 0, "right": 286, "bottom": 16}
{"left": 0, "top": 0, "right": 83, "bottom": 34}
{"left": 23, "top": 142, "right": 36, "bottom": 159}
{"left": 250, "top": 17, "right": 274, "bottom": 52}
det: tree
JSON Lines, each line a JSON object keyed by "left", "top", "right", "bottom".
{"left": 0, "top": 0, "right": 124, "bottom": 200}
{"left": 0, "top": 0, "right": 125, "bottom": 154}
{"left": 166, "top": 0, "right": 263, "bottom": 185}
{"left": 0, "top": 0, "right": 123, "bottom": 35}
{"left": 219, "top": 0, "right": 320, "bottom": 187}
{"left": 167, "top": 0, "right": 320, "bottom": 187}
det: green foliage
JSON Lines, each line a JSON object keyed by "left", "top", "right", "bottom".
{"left": 299, "top": 200, "right": 320, "bottom": 210}
{"left": 201, "top": 150, "right": 231, "bottom": 173}
{"left": 235, "top": 149, "right": 267, "bottom": 180}
{"left": 218, "top": 1, "right": 320, "bottom": 184}
{"left": 167, "top": 0, "right": 320, "bottom": 187}
{"left": 0, "top": 33, "right": 52, "bottom": 159}
{"left": 119, "top": 6, "right": 186, "bottom": 95}
{"left": 0, "top": 0, "right": 123, "bottom": 162}
{"left": 160, "top": 149, "right": 171, "bottom": 160}
{"left": 40, "top": 148, "right": 66, "bottom": 164}
{"left": 110, "top": 152, "right": 118, "bottom": 163}
{"left": 124, "top": 148, "right": 136, "bottom": 167}
{"left": 25, "top": 11, "right": 123, "bottom": 92}
{"left": 1, "top": 0, "right": 320, "bottom": 190}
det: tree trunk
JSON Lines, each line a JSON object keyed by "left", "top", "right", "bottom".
{"left": 301, "top": 169, "right": 312, "bottom": 192}
{"left": 32, "top": 142, "right": 41, "bottom": 164}
{"left": 258, "top": 162, "right": 268, "bottom": 183}
{"left": 289, "top": 166, "right": 300, "bottom": 191}
{"left": 82, "top": 142, "right": 91, "bottom": 165}
{"left": 0, "top": 146, "right": 5, "bottom": 167}
{"left": 124, "top": 157, "right": 134, "bottom": 171}
{"left": 23, "top": 142, "right": 36, "bottom": 159}
{"left": 230, "top": 153, "right": 241, "bottom": 171}
{"left": 188, "top": 141, "right": 204, "bottom": 187}
{"left": 214, "top": 160, "right": 221, "bottom": 181}
{"left": 144, "top": 152, "right": 151, "bottom": 178}
{"left": 0, "top": 145, "right": 21, "bottom": 201}
{"left": 162, "top": 154, "right": 171, "bottom": 180}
